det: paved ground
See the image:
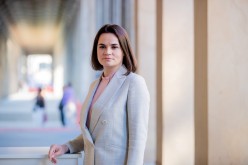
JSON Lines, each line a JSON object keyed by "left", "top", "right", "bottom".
{"left": 0, "top": 128, "right": 81, "bottom": 147}
{"left": 0, "top": 91, "right": 81, "bottom": 147}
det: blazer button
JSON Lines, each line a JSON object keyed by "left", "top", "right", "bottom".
{"left": 101, "top": 120, "right": 108, "bottom": 125}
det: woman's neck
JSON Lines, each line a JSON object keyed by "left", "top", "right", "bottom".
{"left": 103, "top": 65, "right": 121, "bottom": 77}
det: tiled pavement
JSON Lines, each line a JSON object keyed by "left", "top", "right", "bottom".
{"left": 0, "top": 91, "right": 81, "bottom": 147}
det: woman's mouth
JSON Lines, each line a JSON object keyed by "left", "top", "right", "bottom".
{"left": 103, "top": 57, "right": 112, "bottom": 60}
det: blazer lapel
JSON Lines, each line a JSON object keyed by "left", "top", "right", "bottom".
{"left": 89, "top": 66, "right": 127, "bottom": 132}
{"left": 79, "top": 80, "right": 100, "bottom": 145}
{"left": 80, "top": 79, "right": 100, "bottom": 128}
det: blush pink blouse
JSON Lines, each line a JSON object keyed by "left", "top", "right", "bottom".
{"left": 86, "top": 72, "right": 115, "bottom": 128}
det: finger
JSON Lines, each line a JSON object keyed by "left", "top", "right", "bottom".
{"left": 48, "top": 149, "right": 56, "bottom": 160}
{"left": 49, "top": 149, "right": 58, "bottom": 159}
{"left": 49, "top": 153, "right": 55, "bottom": 161}
{"left": 50, "top": 153, "right": 57, "bottom": 164}
{"left": 48, "top": 149, "right": 52, "bottom": 159}
{"left": 48, "top": 145, "right": 55, "bottom": 157}
{"left": 51, "top": 160, "right": 57, "bottom": 164}
{"left": 51, "top": 157, "right": 57, "bottom": 164}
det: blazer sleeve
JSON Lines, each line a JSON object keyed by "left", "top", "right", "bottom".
{"left": 65, "top": 134, "right": 84, "bottom": 153}
{"left": 126, "top": 74, "right": 150, "bottom": 165}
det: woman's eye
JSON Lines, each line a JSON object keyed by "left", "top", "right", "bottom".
{"left": 99, "top": 46, "right": 105, "bottom": 49}
{"left": 112, "top": 46, "right": 118, "bottom": 49}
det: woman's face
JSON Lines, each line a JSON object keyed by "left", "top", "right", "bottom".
{"left": 97, "top": 33, "right": 123, "bottom": 73}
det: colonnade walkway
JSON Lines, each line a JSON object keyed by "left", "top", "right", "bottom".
{"left": 0, "top": 91, "right": 81, "bottom": 147}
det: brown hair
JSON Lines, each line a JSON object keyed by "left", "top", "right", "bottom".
{"left": 91, "top": 24, "right": 137, "bottom": 75}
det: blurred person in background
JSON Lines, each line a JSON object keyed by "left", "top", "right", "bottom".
{"left": 32, "top": 87, "right": 47, "bottom": 127}
{"left": 59, "top": 82, "right": 77, "bottom": 127}
{"left": 58, "top": 86, "right": 66, "bottom": 126}
{"left": 48, "top": 24, "right": 150, "bottom": 165}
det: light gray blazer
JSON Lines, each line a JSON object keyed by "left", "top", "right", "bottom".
{"left": 66, "top": 65, "right": 150, "bottom": 165}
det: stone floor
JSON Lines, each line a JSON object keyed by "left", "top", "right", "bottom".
{"left": 0, "top": 91, "right": 81, "bottom": 147}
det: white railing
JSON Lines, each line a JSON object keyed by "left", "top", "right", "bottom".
{"left": 0, "top": 147, "right": 83, "bottom": 165}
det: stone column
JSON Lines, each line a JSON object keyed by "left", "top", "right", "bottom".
{"left": 162, "top": 0, "right": 195, "bottom": 164}
{"left": 65, "top": 0, "right": 96, "bottom": 100}
{"left": 111, "top": 0, "right": 122, "bottom": 25}
{"left": 53, "top": 28, "right": 65, "bottom": 97}
{"left": 6, "top": 39, "right": 22, "bottom": 95}
{"left": 0, "top": 25, "right": 24, "bottom": 98}
{"left": 135, "top": 0, "right": 157, "bottom": 164}
{"left": 208, "top": 0, "right": 248, "bottom": 164}
{"left": 122, "top": 0, "right": 135, "bottom": 49}
{"left": 95, "top": 0, "right": 111, "bottom": 28}
{"left": 0, "top": 33, "right": 8, "bottom": 98}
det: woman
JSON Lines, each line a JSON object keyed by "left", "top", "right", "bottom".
{"left": 48, "top": 24, "right": 150, "bottom": 165}
{"left": 33, "top": 87, "right": 46, "bottom": 126}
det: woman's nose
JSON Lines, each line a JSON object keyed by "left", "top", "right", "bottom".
{"left": 104, "top": 47, "right": 111, "bottom": 55}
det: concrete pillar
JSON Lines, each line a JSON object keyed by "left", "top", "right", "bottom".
{"left": 111, "top": 0, "right": 122, "bottom": 25}
{"left": 18, "top": 54, "right": 27, "bottom": 91}
{"left": 0, "top": 27, "right": 24, "bottom": 98}
{"left": 102, "top": 0, "right": 111, "bottom": 23}
{"left": 95, "top": 0, "right": 135, "bottom": 49}
{"left": 136, "top": 1, "right": 195, "bottom": 164}
{"left": 122, "top": 0, "right": 135, "bottom": 49}
{"left": 95, "top": 0, "right": 111, "bottom": 28}
{"left": 95, "top": 0, "right": 103, "bottom": 29}
{"left": 3, "top": 39, "right": 22, "bottom": 96}
{"left": 136, "top": 0, "right": 157, "bottom": 164}
{"left": 208, "top": 0, "right": 248, "bottom": 164}
{"left": 0, "top": 33, "right": 8, "bottom": 98}
{"left": 53, "top": 28, "right": 65, "bottom": 97}
{"left": 162, "top": 0, "right": 195, "bottom": 164}
{"left": 65, "top": 0, "right": 96, "bottom": 100}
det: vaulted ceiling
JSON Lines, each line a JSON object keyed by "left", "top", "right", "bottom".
{"left": 0, "top": 0, "right": 79, "bottom": 54}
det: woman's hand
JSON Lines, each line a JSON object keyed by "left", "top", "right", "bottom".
{"left": 48, "top": 144, "right": 69, "bottom": 164}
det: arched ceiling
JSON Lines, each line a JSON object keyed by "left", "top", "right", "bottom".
{"left": 0, "top": 0, "right": 79, "bottom": 54}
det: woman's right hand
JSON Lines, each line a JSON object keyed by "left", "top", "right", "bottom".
{"left": 48, "top": 144, "right": 69, "bottom": 164}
